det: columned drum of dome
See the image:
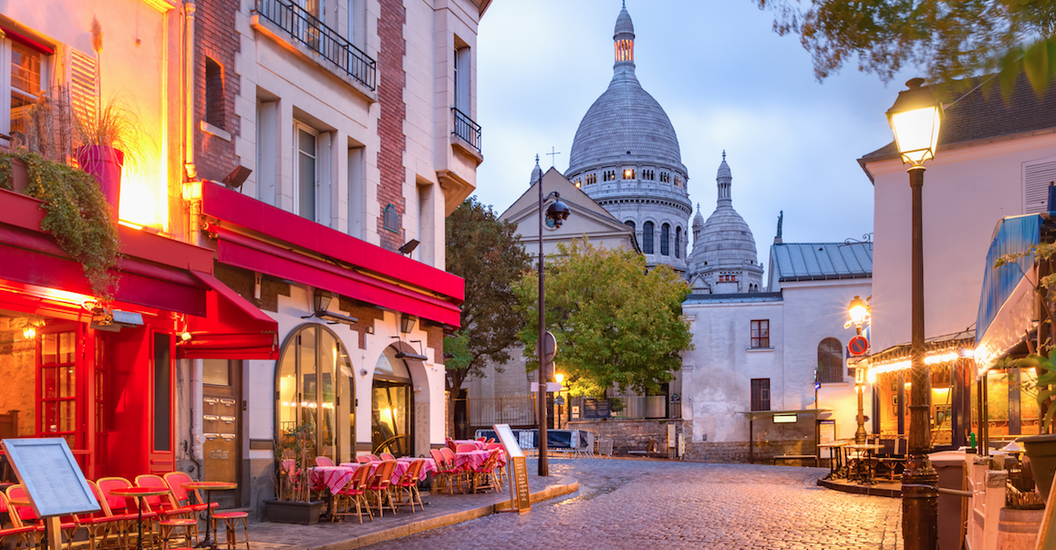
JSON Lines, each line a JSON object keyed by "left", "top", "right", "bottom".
{"left": 565, "top": 4, "right": 691, "bottom": 274}
{"left": 688, "top": 153, "right": 764, "bottom": 294}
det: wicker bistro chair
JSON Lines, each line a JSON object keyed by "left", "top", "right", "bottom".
{"left": 6, "top": 484, "right": 80, "bottom": 549}
{"left": 134, "top": 475, "right": 198, "bottom": 550}
{"left": 392, "top": 460, "right": 425, "bottom": 513}
{"left": 365, "top": 460, "right": 398, "bottom": 518}
{"left": 484, "top": 444, "right": 508, "bottom": 487}
{"left": 163, "top": 472, "right": 220, "bottom": 514}
{"left": 428, "top": 449, "right": 451, "bottom": 494}
{"left": 355, "top": 455, "right": 373, "bottom": 464}
{"left": 455, "top": 443, "right": 478, "bottom": 453}
{"left": 0, "top": 492, "right": 38, "bottom": 549}
{"left": 82, "top": 480, "right": 133, "bottom": 550}
{"left": 439, "top": 447, "right": 468, "bottom": 493}
{"left": 332, "top": 464, "right": 373, "bottom": 524}
{"left": 380, "top": 453, "right": 396, "bottom": 461}
{"left": 470, "top": 450, "right": 501, "bottom": 494}
{"left": 97, "top": 477, "right": 161, "bottom": 549}
{"left": 315, "top": 456, "right": 335, "bottom": 468}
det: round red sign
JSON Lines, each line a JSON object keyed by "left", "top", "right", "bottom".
{"left": 848, "top": 335, "right": 869, "bottom": 356}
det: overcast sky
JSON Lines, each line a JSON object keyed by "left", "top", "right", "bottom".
{"left": 474, "top": 1, "right": 920, "bottom": 253}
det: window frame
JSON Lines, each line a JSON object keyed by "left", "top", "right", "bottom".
{"left": 817, "top": 337, "right": 845, "bottom": 384}
{"left": 293, "top": 121, "right": 319, "bottom": 221}
{"left": 642, "top": 221, "right": 655, "bottom": 254}
{"left": 751, "top": 378, "right": 771, "bottom": 411}
{"left": 3, "top": 38, "right": 50, "bottom": 138}
{"left": 750, "top": 319, "right": 770, "bottom": 348}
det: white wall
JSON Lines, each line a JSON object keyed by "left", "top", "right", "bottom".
{"left": 867, "top": 132, "right": 1056, "bottom": 352}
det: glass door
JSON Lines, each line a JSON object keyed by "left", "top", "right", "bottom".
{"left": 37, "top": 325, "right": 81, "bottom": 450}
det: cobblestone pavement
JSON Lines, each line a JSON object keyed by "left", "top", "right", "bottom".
{"left": 365, "top": 459, "right": 902, "bottom": 550}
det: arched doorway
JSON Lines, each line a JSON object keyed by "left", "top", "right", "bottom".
{"left": 275, "top": 324, "right": 355, "bottom": 463}
{"left": 372, "top": 346, "right": 413, "bottom": 457}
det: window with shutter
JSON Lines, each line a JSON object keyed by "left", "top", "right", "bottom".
{"left": 751, "top": 378, "right": 770, "bottom": 411}
{"left": 67, "top": 47, "right": 98, "bottom": 126}
{"left": 1024, "top": 158, "right": 1056, "bottom": 214}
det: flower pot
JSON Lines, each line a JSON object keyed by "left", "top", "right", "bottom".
{"left": 1018, "top": 434, "right": 1056, "bottom": 500}
{"left": 75, "top": 145, "right": 124, "bottom": 219}
{"left": 263, "top": 499, "right": 326, "bottom": 525}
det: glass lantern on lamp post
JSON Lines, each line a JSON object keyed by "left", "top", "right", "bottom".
{"left": 887, "top": 77, "right": 943, "bottom": 550}
{"left": 847, "top": 295, "right": 871, "bottom": 446}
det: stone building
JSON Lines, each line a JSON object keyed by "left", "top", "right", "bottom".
{"left": 564, "top": 3, "right": 691, "bottom": 275}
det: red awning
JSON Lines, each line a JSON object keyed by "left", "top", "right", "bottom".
{"left": 177, "top": 271, "right": 279, "bottom": 360}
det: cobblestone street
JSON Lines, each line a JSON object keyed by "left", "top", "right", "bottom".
{"left": 366, "top": 459, "right": 902, "bottom": 550}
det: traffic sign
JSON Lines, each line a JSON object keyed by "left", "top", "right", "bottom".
{"left": 848, "top": 335, "right": 869, "bottom": 356}
{"left": 536, "top": 331, "right": 557, "bottom": 362}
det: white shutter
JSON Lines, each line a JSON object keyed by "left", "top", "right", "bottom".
{"left": 66, "top": 47, "right": 98, "bottom": 125}
{"left": 1024, "top": 158, "right": 1056, "bottom": 214}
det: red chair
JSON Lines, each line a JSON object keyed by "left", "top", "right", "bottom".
{"left": 163, "top": 472, "right": 219, "bottom": 513}
{"left": 439, "top": 447, "right": 467, "bottom": 493}
{"left": 455, "top": 443, "right": 477, "bottom": 453}
{"left": 82, "top": 480, "right": 132, "bottom": 550}
{"left": 0, "top": 492, "right": 37, "bottom": 549}
{"left": 365, "top": 454, "right": 381, "bottom": 462}
{"left": 135, "top": 475, "right": 197, "bottom": 549}
{"left": 355, "top": 455, "right": 372, "bottom": 464}
{"left": 7, "top": 484, "right": 79, "bottom": 549}
{"left": 332, "top": 464, "right": 373, "bottom": 524}
{"left": 392, "top": 459, "right": 425, "bottom": 513}
{"left": 470, "top": 449, "right": 501, "bottom": 494}
{"left": 476, "top": 437, "right": 486, "bottom": 443}
{"left": 364, "top": 461, "right": 397, "bottom": 518}
{"left": 211, "top": 510, "right": 249, "bottom": 550}
{"left": 428, "top": 449, "right": 453, "bottom": 494}
{"left": 98, "top": 477, "right": 159, "bottom": 549}
{"left": 315, "top": 456, "right": 335, "bottom": 467}
{"left": 379, "top": 453, "right": 395, "bottom": 461}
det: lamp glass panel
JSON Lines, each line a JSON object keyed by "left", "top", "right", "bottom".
{"left": 891, "top": 107, "right": 941, "bottom": 164}
{"left": 849, "top": 304, "right": 868, "bottom": 325}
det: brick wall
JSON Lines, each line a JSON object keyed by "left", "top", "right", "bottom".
{"left": 569, "top": 419, "right": 690, "bottom": 458}
{"left": 194, "top": 0, "right": 241, "bottom": 181}
{"left": 685, "top": 439, "right": 817, "bottom": 464}
{"left": 376, "top": 0, "right": 407, "bottom": 251}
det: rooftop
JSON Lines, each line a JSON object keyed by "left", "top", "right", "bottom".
{"left": 771, "top": 242, "right": 873, "bottom": 282}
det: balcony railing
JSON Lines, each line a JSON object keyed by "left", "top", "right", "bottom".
{"left": 254, "top": 0, "right": 376, "bottom": 91}
{"left": 451, "top": 107, "right": 482, "bottom": 153}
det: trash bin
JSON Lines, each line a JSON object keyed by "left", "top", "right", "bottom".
{"left": 930, "top": 451, "right": 968, "bottom": 550}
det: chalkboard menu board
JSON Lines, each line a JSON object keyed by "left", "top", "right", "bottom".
{"left": 3, "top": 438, "right": 100, "bottom": 517}
{"left": 493, "top": 424, "right": 530, "bottom": 513}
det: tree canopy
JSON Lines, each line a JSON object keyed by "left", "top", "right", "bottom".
{"left": 513, "top": 238, "right": 693, "bottom": 397}
{"left": 444, "top": 197, "right": 532, "bottom": 398}
{"left": 756, "top": 0, "right": 1056, "bottom": 92}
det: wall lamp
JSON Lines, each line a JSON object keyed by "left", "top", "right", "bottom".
{"left": 303, "top": 289, "right": 358, "bottom": 325}
{"left": 398, "top": 239, "right": 419, "bottom": 256}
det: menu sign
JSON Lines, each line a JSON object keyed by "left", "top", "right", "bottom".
{"left": 493, "top": 424, "right": 530, "bottom": 513}
{"left": 3, "top": 438, "right": 100, "bottom": 518}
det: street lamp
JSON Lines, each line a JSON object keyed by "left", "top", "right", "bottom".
{"left": 887, "top": 77, "right": 943, "bottom": 550}
{"left": 847, "top": 295, "right": 871, "bottom": 445}
{"left": 537, "top": 164, "right": 570, "bottom": 477}
{"left": 555, "top": 373, "right": 566, "bottom": 430}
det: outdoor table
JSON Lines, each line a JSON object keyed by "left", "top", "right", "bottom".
{"left": 448, "top": 439, "right": 485, "bottom": 451}
{"left": 109, "top": 486, "right": 170, "bottom": 550}
{"left": 844, "top": 444, "right": 883, "bottom": 484}
{"left": 336, "top": 458, "right": 439, "bottom": 485}
{"left": 817, "top": 441, "right": 849, "bottom": 477}
{"left": 453, "top": 449, "right": 506, "bottom": 472}
{"left": 184, "top": 481, "right": 236, "bottom": 550}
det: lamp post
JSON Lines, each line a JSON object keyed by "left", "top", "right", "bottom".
{"left": 848, "top": 295, "right": 870, "bottom": 445}
{"left": 886, "top": 77, "right": 943, "bottom": 550}
{"left": 538, "top": 171, "right": 570, "bottom": 477}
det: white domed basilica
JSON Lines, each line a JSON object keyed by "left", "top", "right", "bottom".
{"left": 565, "top": 3, "right": 692, "bottom": 274}
{"left": 687, "top": 152, "right": 764, "bottom": 293}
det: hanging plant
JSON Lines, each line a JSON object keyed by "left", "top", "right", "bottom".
{"left": 1, "top": 151, "right": 120, "bottom": 302}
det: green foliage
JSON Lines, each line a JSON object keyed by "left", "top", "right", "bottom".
{"left": 608, "top": 397, "right": 626, "bottom": 413}
{"left": 755, "top": 0, "right": 1056, "bottom": 93}
{"left": 444, "top": 197, "right": 533, "bottom": 395}
{"left": 0, "top": 151, "right": 120, "bottom": 302}
{"left": 514, "top": 238, "right": 693, "bottom": 397}
{"left": 1011, "top": 349, "right": 1056, "bottom": 432}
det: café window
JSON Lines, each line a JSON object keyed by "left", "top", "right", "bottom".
{"left": 276, "top": 324, "right": 356, "bottom": 464}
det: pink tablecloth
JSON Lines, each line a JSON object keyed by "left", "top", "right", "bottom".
{"left": 309, "top": 466, "right": 357, "bottom": 494}
{"left": 448, "top": 439, "right": 485, "bottom": 451}
{"left": 453, "top": 449, "right": 506, "bottom": 471}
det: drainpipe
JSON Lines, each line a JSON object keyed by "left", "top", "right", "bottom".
{"left": 184, "top": 1, "right": 199, "bottom": 246}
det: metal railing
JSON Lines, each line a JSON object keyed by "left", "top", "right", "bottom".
{"left": 254, "top": 0, "right": 376, "bottom": 91}
{"left": 451, "top": 107, "right": 482, "bottom": 153}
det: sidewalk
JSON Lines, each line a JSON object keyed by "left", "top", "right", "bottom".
{"left": 248, "top": 472, "right": 579, "bottom": 550}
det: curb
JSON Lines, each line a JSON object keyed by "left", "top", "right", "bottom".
{"left": 817, "top": 477, "right": 902, "bottom": 498}
{"left": 313, "top": 476, "right": 580, "bottom": 550}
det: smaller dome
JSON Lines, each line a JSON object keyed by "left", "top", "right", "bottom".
{"left": 717, "top": 150, "right": 731, "bottom": 180}
{"left": 530, "top": 155, "right": 542, "bottom": 185}
{"left": 692, "top": 203, "right": 704, "bottom": 228}
{"left": 614, "top": 5, "right": 634, "bottom": 38}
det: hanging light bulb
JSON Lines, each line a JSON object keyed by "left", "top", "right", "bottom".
{"left": 22, "top": 326, "right": 36, "bottom": 340}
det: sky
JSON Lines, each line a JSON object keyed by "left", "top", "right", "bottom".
{"left": 474, "top": 0, "right": 920, "bottom": 252}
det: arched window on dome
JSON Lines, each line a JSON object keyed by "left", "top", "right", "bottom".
{"left": 624, "top": 220, "right": 635, "bottom": 231}
{"left": 675, "top": 227, "right": 682, "bottom": 259}
{"left": 642, "top": 221, "right": 654, "bottom": 254}
{"left": 817, "top": 337, "right": 844, "bottom": 383}
{"left": 660, "top": 223, "right": 670, "bottom": 256}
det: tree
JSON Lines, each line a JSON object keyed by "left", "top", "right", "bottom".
{"left": 755, "top": 0, "right": 1056, "bottom": 93}
{"left": 444, "top": 197, "right": 532, "bottom": 434}
{"left": 513, "top": 238, "right": 693, "bottom": 397}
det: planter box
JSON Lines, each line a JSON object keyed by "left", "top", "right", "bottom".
{"left": 263, "top": 499, "right": 326, "bottom": 525}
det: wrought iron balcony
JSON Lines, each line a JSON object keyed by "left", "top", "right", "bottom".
{"left": 451, "top": 107, "right": 482, "bottom": 154}
{"left": 254, "top": 0, "right": 376, "bottom": 91}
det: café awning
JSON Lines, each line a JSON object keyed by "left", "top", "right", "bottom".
{"left": 176, "top": 271, "right": 279, "bottom": 360}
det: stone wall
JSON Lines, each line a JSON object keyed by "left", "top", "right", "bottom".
{"left": 568, "top": 418, "right": 690, "bottom": 458}
{"left": 685, "top": 438, "right": 818, "bottom": 464}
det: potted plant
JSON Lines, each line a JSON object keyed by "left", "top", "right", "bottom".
{"left": 73, "top": 97, "right": 139, "bottom": 218}
{"left": 264, "top": 423, "right": 326, "bottom": 524}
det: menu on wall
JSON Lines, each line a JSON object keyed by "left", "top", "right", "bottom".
{"left": 3, "top": 438, "right": 100, "bottom": 517}
{"left": 493, "top": 424, "right": 530, "bottom": 513}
